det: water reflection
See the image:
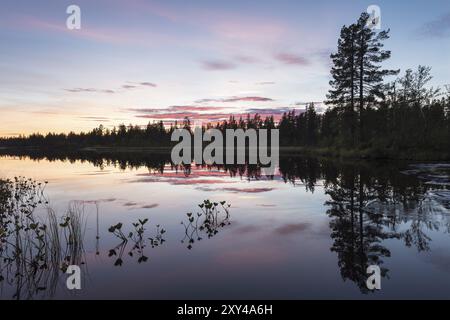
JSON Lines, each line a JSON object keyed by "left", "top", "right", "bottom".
{"left": 1, "top": 151, "right": 450, "bottom": 298}
{"left": 325, "top": 168, "right": 397, "bottom": 293}
{"left": 323, "top": 163, "right": 450, "bottom": 293}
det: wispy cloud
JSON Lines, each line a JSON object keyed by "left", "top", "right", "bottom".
{"left": 127, "top": 105, "right": 230, "bottom": 114}
{"left": 195, "top": 96, "right": 274, "bottom": 103}
{"left": 79, "top": 116, "right": 111, "bottom": 122}
{"left": 136, "top": 112, "right": 234, "bottom": 122}
{"left": 224, "top": 96, "right": 274, "bottom": 102}
{"left": 124, "top": 82, "right": 158, "bottom": 89}
{"left": 419, "top": 12, "right": 450, "bottom": 38}
{"left": 65, "top": 88, "right": 115, "bottom": 94}
{"left": 140, "top": 82, "right": 158, "bottom": 87}
{"left": 66, "top": 81, "right": 157, "bottom": 94}
{"left": 201, "top": 60, "right": 237, "bottom": 71}
{"left": 122, "top": 85, "right": 137, "bottom": 89}
{"left": 245, "top": 107, "right": 290, "bottom": 115}
{"left": 127, "top": 104, "right": 291, "bottom": 123}
{"left": 275, "top": 53, "right": 309, "bottom": 66}
{"left": 201, "top": 54, "right": 267, "bottom": 71}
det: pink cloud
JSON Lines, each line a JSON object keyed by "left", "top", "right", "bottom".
{"left": 224, "top": 96, "right": 274, "bottom": 102}
{"left": 136, "top": 112, "right": 234, "bottom": 121}
{"left": 275, "top": 53, "right": 309, "bottom": 66}
{"left": 195, "top": 96, "right": 274, "bottom": 103}
{"left": 222, "top": 187, "right": 274, "bottom": 193}
{"left": 131, "top": 176, "right": 236, "bottom": 186}
{"left": 128, "top": 105, "right": 230, "bottom": 114}
{"left": 137, "top": 169, "right": 231, "bottom": 178}
{"left": 128, "top": 104, "right": 290, "bottom": 123}
{"left": 170, "top": 106, "right": 230, "bottom": 112}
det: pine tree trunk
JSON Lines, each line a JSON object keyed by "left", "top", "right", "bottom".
{"left": 350, "top": 30, "right": 356, "bottom": 147}
{"left": 359, "top": 42, "right": 364, "bottom": 145}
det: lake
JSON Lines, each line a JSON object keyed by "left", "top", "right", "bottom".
{"left": 1, "top": 152, "right": 450, "bottom": 299}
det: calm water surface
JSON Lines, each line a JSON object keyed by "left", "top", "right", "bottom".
{"left": 1, "top": 153, "right": 450, "bottom": 299}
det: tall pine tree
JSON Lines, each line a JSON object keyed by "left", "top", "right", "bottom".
{"left": 327, "top": 12, "right": 398, "bottom": 145}
{"left": 355, "top": 13, "right": 399, "bottom": 143}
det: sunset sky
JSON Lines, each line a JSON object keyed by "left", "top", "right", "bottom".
{"left": 1, "top": 0, "right": 450, "bottom": 136}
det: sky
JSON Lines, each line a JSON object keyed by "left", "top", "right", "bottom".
{"left": 1, "top": 0, "right": 450, "bottom": 136}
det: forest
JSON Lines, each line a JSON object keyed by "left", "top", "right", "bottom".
{"left": 1, "top": 13, "right": 449, "bottom": 160}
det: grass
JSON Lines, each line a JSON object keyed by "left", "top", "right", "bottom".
{"left": 0, "top": 178, "right": 87, "bottom": 299}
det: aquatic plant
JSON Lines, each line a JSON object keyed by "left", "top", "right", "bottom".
{"left": 108, "top": 218, "right": 166, "bottom": 266}
{"left": 0, "top": 177, "right": 86, "bottom": 299}
{"left": 181, "top": 200, "right": 231, "bottom": 249}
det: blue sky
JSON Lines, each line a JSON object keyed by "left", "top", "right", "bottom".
{"left": 1, "top": 0, "right": 449, "bottom": 135}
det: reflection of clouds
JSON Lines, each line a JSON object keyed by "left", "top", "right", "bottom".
{"left": 124, "top": 202, "right": 139, "bottom": 207}
{"left": 141, "top": 204, "right": 159, "bottom": 209}
{"left": 75, "top": 198, "right": 117, "bottom": 204}
{"left": 274, "top": 223, "right": 311, "bottom": 235}
{"left": 79, "top": 198, "right": 161, "bottom": 210}
{"left": 122, "top": 201, "right": 159, "bottom": 210}
{"left": 172, "top": 179, "right": 233, "bottom": 185}
{"left": 129, "top": 168, "right": 243, "bottom": 187}
{"left": 135, "top": 169, "right": 232, "bottom": 179}
{"left": 131, "top": 177, "right": 235, "bottom": 186}
{"left": 197, "top": 187, "right": 275, "bottom": 193}
{"left": 133, "top": 166, "right": 283, "bottom": 181}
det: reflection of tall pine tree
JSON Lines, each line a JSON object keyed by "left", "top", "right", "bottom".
{"left": 325, "top": 167, "right": 395, "bottom": 293}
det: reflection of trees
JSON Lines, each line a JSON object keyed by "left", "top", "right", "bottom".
{"left": 3, "top": 151, "right": 450, "bottom": 294}
{"left": 325, "top": 169, "right": 397, "bottom": 293}
{"left": 0, "top": 150, "right": 274, "bottom": 180}
{"left": 279, "top": 157, "right": 319, "bottom": 192}
{"left": 323, "top": 162, "right": 450, "bottom": 292}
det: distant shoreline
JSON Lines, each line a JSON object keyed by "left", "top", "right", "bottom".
{"left": 1, "top": 145, "right": 449, "bottom": 161}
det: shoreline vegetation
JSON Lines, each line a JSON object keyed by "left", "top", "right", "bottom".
{"left": 1, "top": 12, "right": 449, "bottom": 162}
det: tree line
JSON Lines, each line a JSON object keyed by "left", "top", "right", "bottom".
{"left": 1, "top": 12, "right": 449, "bottom": 159}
